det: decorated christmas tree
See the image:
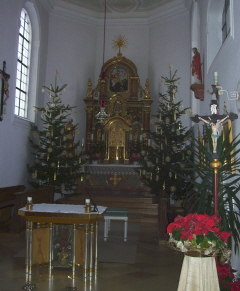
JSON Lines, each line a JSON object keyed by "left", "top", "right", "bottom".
{"left": 139, "top": 69, "right": 193, "bottom": 200}
{"left": 27, "top": 72, "right": 84, "bottom": 195}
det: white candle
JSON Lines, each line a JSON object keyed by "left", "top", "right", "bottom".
{"left": 85, "top": 199, "right": 90, "bottom": 204}
{"left": 214, "top": 71, "right": 218, "bottom": 85}
{"left": 82, "top": 138, "right": 84, "bottom": 145}
{"left": 27, "top": 197, "right": 32, "bottom": 202}
{"left": 148, "top": 139, "right": 151, "bottom": 146}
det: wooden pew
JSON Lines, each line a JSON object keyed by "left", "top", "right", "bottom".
{"left": 0, "top": 185, "right": 26, "bottom": 224}
{"left": 8, "top": 186, "right": 55, "bottom": 234}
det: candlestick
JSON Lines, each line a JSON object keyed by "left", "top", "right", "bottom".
{"left": 85, "top": 199, "right": 91, "bottom": 213}
{"left": 26, "top": 197, "right": 33, "bottom": 211}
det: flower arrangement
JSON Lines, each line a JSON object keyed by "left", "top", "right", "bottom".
{"left": 91, "top": 141, "right": 105, "bottom": 154}
{"left": 130, "top": 156, "right": 139, "bottom": 162}
{"left": 217, "top": 263, "right": 240, "bottom": 291}
{"left": 129, "top": 140, "right": 142, "bottom": 153}
{"left": 167, "top": 213, "right": 231, "bottom": 258}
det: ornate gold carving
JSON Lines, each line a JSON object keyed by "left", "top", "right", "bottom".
{"left": 86, "top": 78, "right": 93, "bottom": 98}
{"left": 108, "top": 174, "right": 122, "bottom": 186}
{"left": 144, "top": 78, "right": 150, "bottom": 99}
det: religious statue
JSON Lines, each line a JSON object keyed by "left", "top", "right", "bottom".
{"left": 198, "top": 115, "right": 229, "bottom": 153}
{"left": 191, "top": 47, "right": 202, "bottom": 84}
{"left": 0, "top": 61, "right": 10, "bottom": 106}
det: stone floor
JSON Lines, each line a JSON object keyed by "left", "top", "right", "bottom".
{"left": 0, "top": 223, "right": 183, "bottom": 291}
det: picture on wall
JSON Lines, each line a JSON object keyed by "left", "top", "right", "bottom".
{"left": 110, "top": 68, "right": 128, "bottom": 92}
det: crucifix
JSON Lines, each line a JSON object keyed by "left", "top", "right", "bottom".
{"left": 191, "top": 112, "right": 238, "bottom": 215}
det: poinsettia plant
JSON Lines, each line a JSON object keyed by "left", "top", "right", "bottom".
{"left": 167, "top": 213, "right": 231, "bottom": 258}
{"left": 217, "top": 263, "right": 240, "bottom": 291}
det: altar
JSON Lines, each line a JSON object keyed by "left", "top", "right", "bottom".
{"left": 18, "top": 203, "right": 106, "bottom": 288}
{"left": 83, "top": 51, "right": 152, "bottom": 165}
{"left": 77, "top": 164, "right": 150, "bottom": 196}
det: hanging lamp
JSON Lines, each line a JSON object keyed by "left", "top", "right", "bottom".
{"left": 95, "top": 0, "right": 109, "bottom": 123}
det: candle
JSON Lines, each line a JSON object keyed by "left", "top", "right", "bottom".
{"left": 85, "top": 199, "right": 90, "bottom": 204}
{"left": 148, "top": 139, "right": 151, "bottom": 146}
{"left": 82, "top": 138, "right": 84, "bottom": 145}
{"left": 214, "top": 71, "right": 218, "bottom": 85}
{"left": 140, "top": 134, "right": 142, "bottom": 141}
{"left": 91, "top": 134, "right": 93, "bottom": 141}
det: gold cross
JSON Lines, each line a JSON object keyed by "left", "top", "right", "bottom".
{"left": 109, "top": 174, "right": 122, "bottom": 186}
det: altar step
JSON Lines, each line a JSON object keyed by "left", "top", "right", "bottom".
{"left": 57, "top": 195, "right": 159, "bottom": 224}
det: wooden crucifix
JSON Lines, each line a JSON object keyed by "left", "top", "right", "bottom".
{"left": 191, "top": 112, "right": 238, "bottom": 215}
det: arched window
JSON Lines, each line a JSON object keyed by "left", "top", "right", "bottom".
{"left": 207, "top": 0, "right": 234, "bottom": 70}
{"left": 222, "top": 0, "right": 230, "bottom": 43}
{"left": 14, "top": 2, "right": 40, "bottom": 122}
{"left": 15, "top": 9, "right": 31, "bottom": 118}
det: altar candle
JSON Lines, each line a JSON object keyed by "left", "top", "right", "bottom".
{"left": 148, "top": 139, "right": 151, "bottom": 146}
{"left": 214, "top": 71, "right": 218, "bottom": 85}
{"left": 85, "top": 199, "right": 90, "bottom": 204}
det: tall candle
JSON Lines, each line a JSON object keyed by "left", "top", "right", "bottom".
{"left": 214, "top": 71, "right": 218, "bottom": 85}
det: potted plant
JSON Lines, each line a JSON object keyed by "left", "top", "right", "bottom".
{"left": 167, "top": 213, "right": 231, "bottom": 259}
{"left": 176, "top": 125, "right": 240, "bottom": 252}
{"left": 217, "top": 263, "right": 240, "bottom": 291}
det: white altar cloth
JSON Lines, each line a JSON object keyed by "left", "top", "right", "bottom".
{"left": 177, "top": 255, "right": 220, "bottom": 291}
{"left": 19, "top": 203, "right": 106, "bottom": 214}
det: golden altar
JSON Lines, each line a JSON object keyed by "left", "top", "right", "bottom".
{"left": 18, "top": 203, "right": 106, "bottom": 288}
{"left": 84, "top": 52, "right": 153, "bottom": 164}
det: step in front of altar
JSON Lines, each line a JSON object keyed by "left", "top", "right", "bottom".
{"left": 57, "top": 195, "right": 158, "bottom": 224}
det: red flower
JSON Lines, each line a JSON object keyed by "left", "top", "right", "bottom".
{"left": 219, "top": 231, "right": 231, "bottom": 243}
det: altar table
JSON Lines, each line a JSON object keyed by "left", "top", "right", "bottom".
{"left": 18, "top": 203, "right": 106, "bottom": 287}
{"left": 177, "top": 255, "right": 220, "bottom": 291}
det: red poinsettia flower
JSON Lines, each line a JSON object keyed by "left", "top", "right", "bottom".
{"left": 219, "top": 231, "right": 232, "bottom": 243}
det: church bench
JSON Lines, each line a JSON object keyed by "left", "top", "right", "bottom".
{"left": 8, "top": 186, "right": 55, "bottom": 234}
{"left": 0, "top": 185, "right": 26, "bottom": 223}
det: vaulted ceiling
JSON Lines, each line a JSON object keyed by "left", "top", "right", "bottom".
{"left": 50, "top": 0, "right": 184, "bottom": 19}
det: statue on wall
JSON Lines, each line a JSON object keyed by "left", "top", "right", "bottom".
{"left": 191, "top": 47, "right": 202, "bottom": 84}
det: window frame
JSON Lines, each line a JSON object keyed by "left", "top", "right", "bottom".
{"left": 15, "top": 8, "right": 32, "bottom": 119}
{"left": 14, "top": 2, "right": 40, "bottom": 124}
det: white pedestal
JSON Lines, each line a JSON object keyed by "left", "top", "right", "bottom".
{"left": 177, "top": 255, "right": 220, "bottom": 291}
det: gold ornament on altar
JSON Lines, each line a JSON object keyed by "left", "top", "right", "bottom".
{"left": 112, "top": 34, "right": 128, "bottom": 54}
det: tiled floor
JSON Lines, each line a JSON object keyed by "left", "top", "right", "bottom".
{"left": 0, "top": 223, "right": 183, "bottom": 291}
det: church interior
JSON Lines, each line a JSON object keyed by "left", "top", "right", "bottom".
{"left": 1, "top": 0, "right": 240, "bottom": 290}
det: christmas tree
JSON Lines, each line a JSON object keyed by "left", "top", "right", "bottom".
{"left": 139, "top": 69, "right": 193, "bottom": 200}
{"left": 27, "top": 72, "right": 84, "bottom": 195}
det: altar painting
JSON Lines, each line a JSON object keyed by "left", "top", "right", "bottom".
{"left": 110, "top": 68, "right": 128, "bottom": 92}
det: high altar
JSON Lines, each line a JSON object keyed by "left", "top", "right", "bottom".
{"left": 84, "top": 51, "right": 153, "bottom": 164}
{"left": 81, "top": 50, "right": 153, "bottom": 194}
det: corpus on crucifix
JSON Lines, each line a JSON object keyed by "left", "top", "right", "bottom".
{"left": 191, "top": 112, "right": 238, "bottom": 156}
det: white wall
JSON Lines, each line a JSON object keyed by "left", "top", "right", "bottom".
{"left": 0, "top": 0, "right": 49, "bottom": 187}
{"left": 148, "top": 9, "right": 192, "bottom": 128}
{"left": 196, "top": 0, "right": 240, "bottom": 272}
